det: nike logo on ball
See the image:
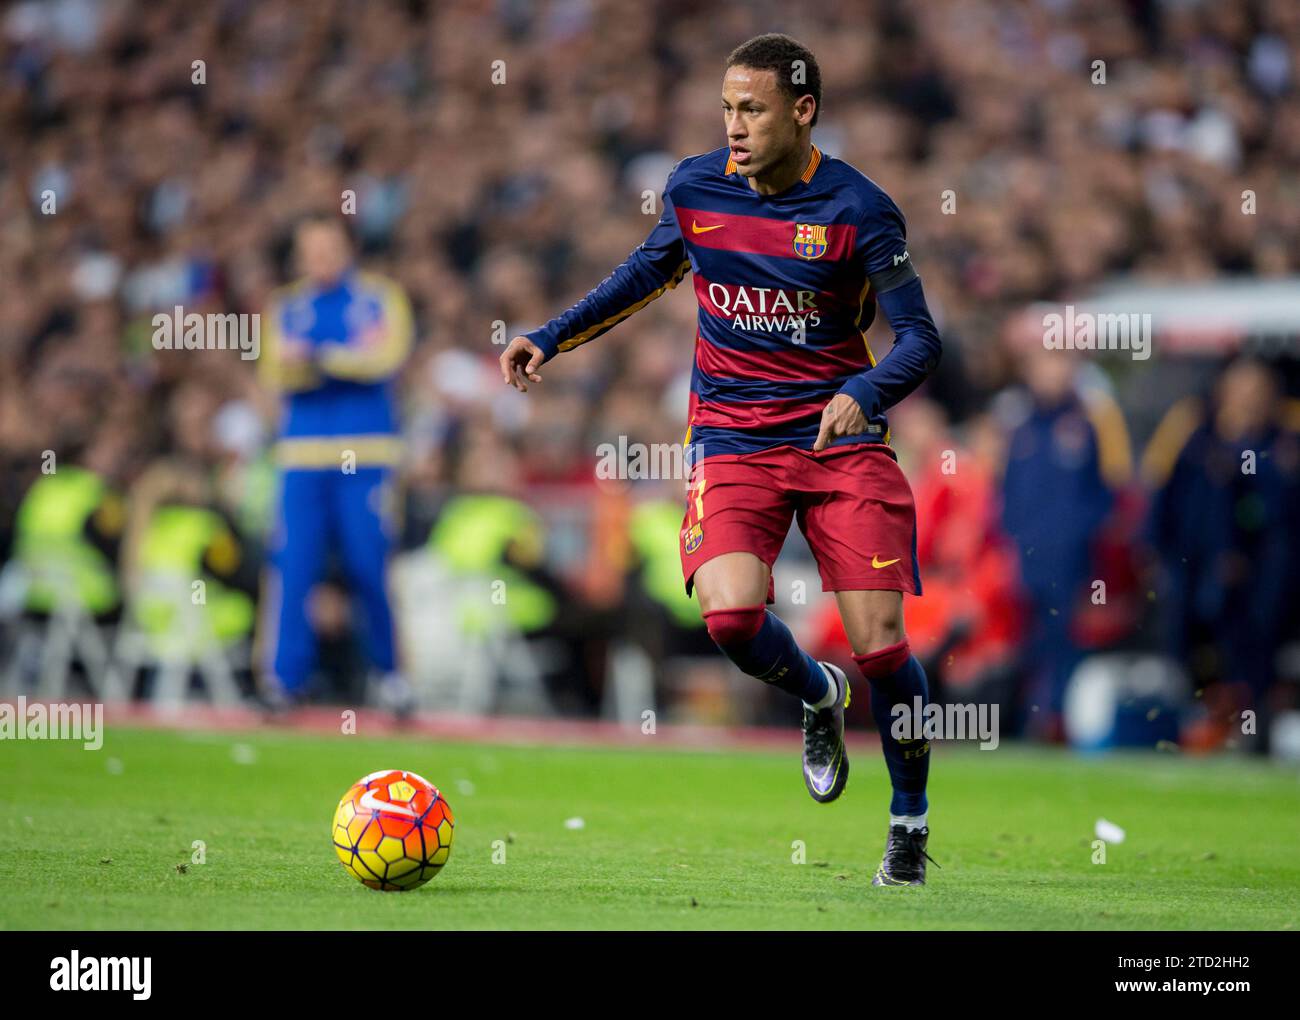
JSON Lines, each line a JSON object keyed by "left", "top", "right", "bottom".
{"left": 359, "top": 789, "right": 419, "bottom": 818}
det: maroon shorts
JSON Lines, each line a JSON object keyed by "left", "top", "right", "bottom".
{"left": 678, "top": 442, "right": 921, "bottom": 602}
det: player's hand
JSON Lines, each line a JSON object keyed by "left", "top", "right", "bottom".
{"left": 500, "top": 336, "right": 544, "bottom": 392}
{"left": 813, "top": 393, "right": 869, "bottom": 452}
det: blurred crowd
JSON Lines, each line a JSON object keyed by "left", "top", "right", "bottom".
{"left": 1, "top": 0, "right": 1298, "bottom": 746}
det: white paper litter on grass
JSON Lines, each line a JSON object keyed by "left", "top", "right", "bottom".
{"left": 1095, "top": 818, "right": 1126, "bottom": 844}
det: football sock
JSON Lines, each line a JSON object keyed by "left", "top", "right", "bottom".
{"left": 806, "top": 668, "right": 840, "bottom": 710}
{"left": 890, "top": 813, "right": 928, "bottom": 833}
{"left": 854, "top": 639, "right": 930, "bottom": 817}
{"left": 703, "top": 605, "right": 831, "bottom": 705}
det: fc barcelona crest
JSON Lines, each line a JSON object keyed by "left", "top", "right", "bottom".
{"left": 793, "top": 223, "right": 829, "bottom": 260}
{"left": 684, "top": 522, "right": 704, "bottom": 554}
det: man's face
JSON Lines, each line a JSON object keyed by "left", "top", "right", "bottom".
{"left": 1216, "top": 361, "right": 1277, "bottom": 439}
{"left": 296, "top": 222, "right": 351, "bottom": 286}
{"left": 721, "top": 65, "right": 809, "bottom": 178}
{"left": 1023, "top": 346, "right": 1076, "bottom": 405}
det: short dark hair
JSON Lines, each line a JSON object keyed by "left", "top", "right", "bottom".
{"left": 292, "top": 209, "right": 355, "bottom": 249}
{"left": 725, "top": 33, "right": 822, "bottom": 126}
{"left": 296, "top": 209, "right": 350, "bottom": 234}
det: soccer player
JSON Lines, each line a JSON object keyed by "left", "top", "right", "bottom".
{"left": 258, "top": 214, "right": 414, "bottom": 717}
{"left": 499, "top": 35, "right": 942, "bottom": 885}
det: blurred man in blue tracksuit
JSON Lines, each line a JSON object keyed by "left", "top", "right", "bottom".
{"left": 1000, "top": 351, "right": 1131, "bottom": 738}
{"left": 258, "top": 214, "right": 413, "bottom": 713}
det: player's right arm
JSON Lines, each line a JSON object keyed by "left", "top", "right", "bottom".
{"left": 260, "top": 286, "right": 321, "bottom": 394}
{"left": 501, "top": 162, "right": 691, "bottom": 391}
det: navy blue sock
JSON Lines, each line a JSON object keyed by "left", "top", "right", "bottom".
{"left": 855, "top": 640, "right": 930, "bottom": 816}
{"left": 703, "top": 606, "right": 830, "bottom": 705}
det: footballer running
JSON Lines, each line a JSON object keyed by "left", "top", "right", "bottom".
{"left": 500, "top": 34, "right": 942, "bottom": 886}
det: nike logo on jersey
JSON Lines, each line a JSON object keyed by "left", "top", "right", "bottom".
{"left": 871, "top": 555, "right": 901, "bottom": 569}
{"left": 691, "top": 220, "right": 725, "bottom": 234}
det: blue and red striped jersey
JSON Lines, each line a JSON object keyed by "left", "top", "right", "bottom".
{"left": 525, "top": 144, "right": 941, "bottom": 457}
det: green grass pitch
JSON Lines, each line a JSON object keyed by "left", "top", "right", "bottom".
{"left": 2, "top": 725, "right": 1297, "bottom": 929}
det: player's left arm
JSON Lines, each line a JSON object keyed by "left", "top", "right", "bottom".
{"left": 815, "top": 193, "right": 941, "bottom": 450}
{"left": 316, "top": 275, "right": 415, "bottom": 382}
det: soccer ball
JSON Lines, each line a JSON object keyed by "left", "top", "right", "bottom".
{"left": 332, "top": 769, "right": 454, "bottom": 891}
